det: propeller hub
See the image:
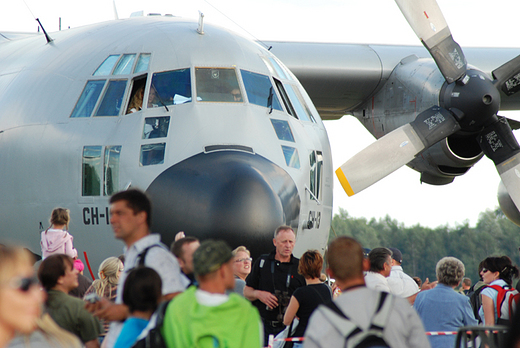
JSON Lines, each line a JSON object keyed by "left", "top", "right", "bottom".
{"left": 440, "top": 69, "right": 500, "bottom": 132}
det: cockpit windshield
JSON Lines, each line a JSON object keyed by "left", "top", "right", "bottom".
{"left": 148, "top": 68, "right": 192, "bottom": 108}
{"left": 195, "top": 68, "right": 242, "bottom": 102}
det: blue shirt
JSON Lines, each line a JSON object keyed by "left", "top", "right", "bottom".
{"left": 113, "top": 317, "right": 149, "bottom": 348}
{"left": 414, "top": 283, "right": 477, "bottom": 348}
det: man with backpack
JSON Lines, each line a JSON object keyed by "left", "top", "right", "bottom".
{"left": 304, "top": 237, "right": 430, "bottom": 348}
{"left": 87, "top": 189, "right": 186, "bottom": 348}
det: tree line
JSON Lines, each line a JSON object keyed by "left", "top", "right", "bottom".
{"left": 329, "top": 207, "right": 520, "bottom": 285}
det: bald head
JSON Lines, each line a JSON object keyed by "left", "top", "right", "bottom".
{"left": 327, "top": 236, "right": 364, "bottom": 281}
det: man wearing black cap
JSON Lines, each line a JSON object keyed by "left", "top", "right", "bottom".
{"left": 387, "top": 247, "right": 420, "bottom": 304}
{"left": 162, "top": 239, "right": 262, "bottom": 348}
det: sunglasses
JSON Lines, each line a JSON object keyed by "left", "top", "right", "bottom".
{"left": 481, "top": 268, "right": 490, "bottom": 273}
{"left": 9, "top": 276, "right": 39, "bottom": 292}
{"left": 235, "top": 258, "right": 252, "bottom": 263}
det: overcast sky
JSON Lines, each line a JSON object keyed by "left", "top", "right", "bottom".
{"left": 2, "top": 0, "right": 520, "bottom": 228}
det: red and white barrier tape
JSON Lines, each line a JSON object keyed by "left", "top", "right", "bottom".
{"left": 266, "top": 335, "right": 304, "bottom": 348}
{"left": 265, "top": 330, "right": 505, "bottom": 347}
{"left": 426, "top": 331, "right": 457, "bottom": 336}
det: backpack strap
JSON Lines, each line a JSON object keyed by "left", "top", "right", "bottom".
{"left": 321, "top": 303, "right": 361, "bottom": 340}
{"left": 370, "top": 292, "right": 394, "bottom": 330}
{"left": 321, "top": 291, "right": 392, "bottom": 340}
{"left": 137, "top": 244, "right": 164, "bottom": 267}
{"left": 155, "top": 299, "right": 171, "bottom": 327}
{"left": 488, "top": 285, "right": 507, "bottom": 320}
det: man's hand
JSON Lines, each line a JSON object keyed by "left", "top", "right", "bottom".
{"left": 85, "top": 297, "right": 129, "bottom": 321}
{"left": 255, "top": 290, "right": 278, "bottom": 309}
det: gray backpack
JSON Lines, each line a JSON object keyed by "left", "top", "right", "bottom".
{"left": 319, "top": 292, "right": 393, "bottom": 348}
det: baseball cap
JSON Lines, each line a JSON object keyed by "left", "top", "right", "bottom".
{"left": 389, "top": 247, "right": 402, "bottom": 264}
{"left": 193, "top": 239, "right": 233, "bottom": 276}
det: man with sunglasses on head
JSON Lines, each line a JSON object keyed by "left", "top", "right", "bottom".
{"left": 38, "top": 254, "right": 101, "bottom": 348}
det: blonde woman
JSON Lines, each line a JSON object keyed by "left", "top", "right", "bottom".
{"left": 40, "top": 208, "right": 77, "bottom": 259}
{"left": 0, "top": 246, "right": 44, "bottom": 347}
{"left": 231, "top": 246, "right": 252, "bottom": 296}
{"left": 83, "top": 257, "right": 123, "bottom": 341}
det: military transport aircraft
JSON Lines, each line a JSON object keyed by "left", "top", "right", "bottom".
{"left": 1, "top": 0, "right": 520, "bottom": 270}
{"left": 0, "top": 11, "right": 333, "bottom": 268}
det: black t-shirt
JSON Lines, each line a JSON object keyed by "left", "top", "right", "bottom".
{"left": 245, "top": 251, "right": 305, "bottom": 322}
{"left": 292, "top": 283, "right": 332, "bottom": 337}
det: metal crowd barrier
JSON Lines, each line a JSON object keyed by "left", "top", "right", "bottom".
{"left": 454, "top": 326, "right": 509, "bottom": 348}
{"left": 264, "top": 326, "right": 511, "bottom": 348}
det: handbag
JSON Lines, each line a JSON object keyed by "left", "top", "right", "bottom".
{"left": 273, "top": 318, "right": 299, "bottom": 348}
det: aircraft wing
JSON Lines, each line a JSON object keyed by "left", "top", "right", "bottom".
{"left": 265, "top": 41, "right": 520, "bottom": 120}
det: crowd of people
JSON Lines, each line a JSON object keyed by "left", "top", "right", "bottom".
{"left": 3, "top": 188, "right": 520, "bottom": 348}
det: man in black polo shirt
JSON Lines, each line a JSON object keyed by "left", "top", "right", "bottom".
{"left": 244, "top": 225, "right": 305, "bottom": 343}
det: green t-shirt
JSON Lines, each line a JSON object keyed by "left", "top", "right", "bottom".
{"left": 46, "top": 290, "right": 101, "bottom": 343}
{"left": 162, "top": 286, "right": 262, "bottom": 348}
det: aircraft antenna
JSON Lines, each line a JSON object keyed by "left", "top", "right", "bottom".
{"left": 22, "top": 0, "right": 53, "bottom": 43}
{"left": 36, "top": 18, "right": 53, "bottom": 43}
{"left": 203, "top": 0, "right": 271, "bottom": 49}
{"left": 113, "top": 0, "right": 119, "bottom": 20}
{"left": 197, "top": 11, "right": 205, "bottom": 35}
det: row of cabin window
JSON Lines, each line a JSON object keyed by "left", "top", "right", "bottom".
{"left": 71, "top": 68, "right": 316, "bottom": 123}
{"left": 82, "top": 144, "right": 165, "bottom": 196}
{"left": 81, "top": 144, "right": 313, "bottom": 197}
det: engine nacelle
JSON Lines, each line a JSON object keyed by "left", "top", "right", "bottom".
{"left": 407, "top": 134, "right": 483, "bottom": 185}
{"left": 498, "top": 181, "right": 520, "bottom": 226}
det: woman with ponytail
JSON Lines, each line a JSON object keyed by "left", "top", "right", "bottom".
{"left": 479, "top": 256, "right": 520, "bottom": 325}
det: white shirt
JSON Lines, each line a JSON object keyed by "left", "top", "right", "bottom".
{"left": 104, "top": 234, "right": 186, "bottom": 348}
{"left": 364, "top": 271, "right": 391, "bottom": 293}
{"left": 387, "top": 265, "right": 420, "bottom": 298}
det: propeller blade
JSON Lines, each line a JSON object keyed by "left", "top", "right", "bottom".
{"left": 505, "top": 116, "right": 520, "bottom": 131}
{"left": 395, "top": 0, "right": 467, "bottom": 84}
{"left": 492, "top": 54, "right": 520, "bottom": 96}
{"left": 479, "top": 116, "right": 520, "bottom": 210}
{"left": 336, "top": 106, "right": 461, "bottom": 196}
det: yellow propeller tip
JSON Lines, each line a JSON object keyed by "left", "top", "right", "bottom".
{"left": 335, "top": 167, "right": 355, "bottom": 197}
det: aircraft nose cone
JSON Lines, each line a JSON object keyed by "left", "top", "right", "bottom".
{"left": 146, "top": 150, "right": 300, "bottom": 257}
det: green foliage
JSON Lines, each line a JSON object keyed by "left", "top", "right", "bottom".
{"left": 330, "top": 207, "right": 520, "bottom": 284}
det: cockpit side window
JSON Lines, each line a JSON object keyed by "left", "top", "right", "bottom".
{"left": 283, "top": 84, "right": 316, "bottom": 123}
{"left": 142, "top": 117, "right": 170, "bottom": 139}
{"left": 71, "top": 80, "right": 106, "bottom": 118}
{"left": 126, "top": 75, "right": 147, "bottom": 114}
{"left": 195, "top": 68, "right": 242, "bottom": 102}
{"left": 241, "top": 70, "right": 282, "bottom": 111}
{"left": 309, "top": 151, "right": 323, "bottom": 201}
{"left": 148, "top": 68, "right": 191, "bottom": 108}
{"left": 282, "top": 145, "right": 300, "bottom": 169}
{"left": 140, "top": 143, "right": 166, "bottom": 166}
{"left": 273, "top": 78, "right": 296, "bottom": 118}
{"left": 95, "top": 79, "right": 127, "bottom": 117}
